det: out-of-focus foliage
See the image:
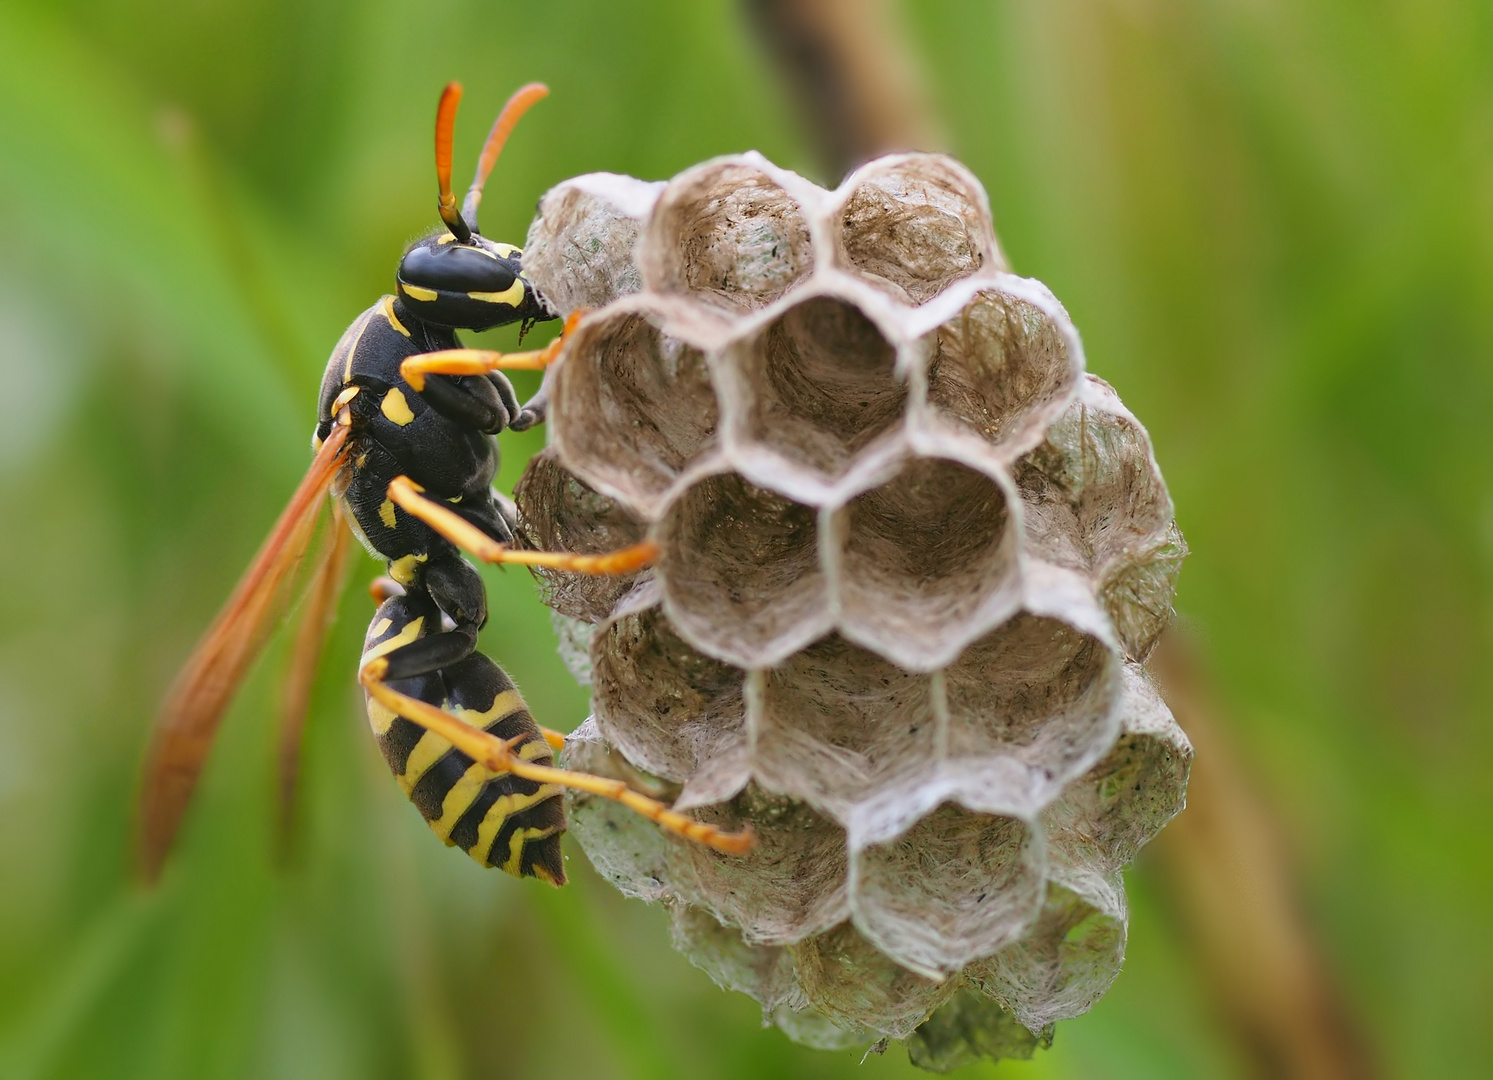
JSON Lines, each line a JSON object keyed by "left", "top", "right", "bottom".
{"left": 0, "top": 1, "right": 1486, "bottom": 1077}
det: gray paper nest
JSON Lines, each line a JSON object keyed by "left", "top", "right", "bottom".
{"left": 512, "top": 152, "right": 1192, "bottom": 1065}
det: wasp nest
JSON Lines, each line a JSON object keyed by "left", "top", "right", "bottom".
{"left": 515, "top": 153, "right": 1191, "bottom": 1065}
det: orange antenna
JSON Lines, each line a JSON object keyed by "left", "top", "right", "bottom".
{"left": 462, "top": 82, "right": 549, "bottom": 232}
{"left": 434, "top": 82, "right": 471, "bottom": 242}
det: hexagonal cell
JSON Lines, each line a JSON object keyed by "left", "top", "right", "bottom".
{"left": 560, "top": 720, "right": 680, "bottom": 902}
{"left": 1100, "top": 520, "right": 1187, "bottom": 661}
{"left": 791, "top": 921, "right": 957, "bottom": 1040}
{"left": 943, "top": 610, "right": 1121, "bottom": 804}
{"left": 1041, "top": 663, "right": 1192, "bottom": 875}
{"left": 906, "top": 988, "right": 1052, "bottom": 1072}
{"left": 922, "top": 283, "right": 1080, "bottom": 458}
{"left": 669, "top": 783, "right": 850, "bottom": 945}
{"left": 724, "top": 296, "right": 909, "bottom": 485}
{"left": 641, "top": 157, "right": 814, "bottom": 315}
{"left": 514, "top": 448, "right": 650, "bottom": 623}
{"left": 550, "top": 303, "right": 720, "bottom": 513}
{"left": 669, "top": 904, "right": 804, "bottom": 1014}
{"left": 965, "top": 878, "right": 1126, "bottom": 1031}
{"left": 591, "top": 597, "right": 745, "bottom": 784}
{"left": 522, "top": 172, "right": 663, "bottom": 314}
{"left": 656, "top": 471, "right": 830, "bottom": 667}
{"left": 1015, "top": 375, "right": 1177, "bottom": 571}
{"left": 850, "top": 802, "right": 1045, "bottom": 977}
{"left": 836, "top": 154, "right": 996, "bottom": 304}
{"left": 751, "top": 635, "right": 938, "bottom": 816}
{"left": 833, "top": 454, "right": 1019, "bottom": 670}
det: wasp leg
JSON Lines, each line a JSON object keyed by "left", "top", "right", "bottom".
{"left": 399, "top": 310, "right": 585, "bottom": 391}
{"left": 387, "top": 476, "right": 658, "bottom": 574}
{"left": 359, "top": 657, "right": 754, "bottom": 855}
{"left": 415, "top": 369, "right": 519, "bottom": 434}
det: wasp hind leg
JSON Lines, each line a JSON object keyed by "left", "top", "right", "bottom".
{"left": 385, "top": 476, "right": 658, "bottom": 575}
{"left": 358, "top": 655, "right": 755, "bottom": 859}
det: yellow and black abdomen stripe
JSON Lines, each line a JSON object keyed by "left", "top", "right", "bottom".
{"left": 362, "top": 600, "right": 566, "bottom": 883}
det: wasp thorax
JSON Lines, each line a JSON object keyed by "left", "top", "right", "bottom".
{"left": 514, "top": 152, "right": 1191, "bottom": 1068}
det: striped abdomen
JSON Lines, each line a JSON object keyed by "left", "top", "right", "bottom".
{"left": 362, "top": 601, "right": 566, "bottom": 883}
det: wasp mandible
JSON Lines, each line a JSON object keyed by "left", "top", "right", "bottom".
{"left": 139, "top": 83, "right": 753, "bottom": 884}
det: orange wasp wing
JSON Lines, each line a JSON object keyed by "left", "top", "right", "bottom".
{"left": 138, "top": 422, "right": 350, "bottom": 882}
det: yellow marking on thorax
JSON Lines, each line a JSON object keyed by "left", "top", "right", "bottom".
{"left": 468, "top": 279, "right": 525, "bottom": 307}
{"left": 341, "top": 307, "right": 375, "bottom": 382}
{"left": 399, "top": 282, "right": 439, "bottom": 303}
{"left": 430, "top": 762, "right": 491, "bottom": 842}
{"left": 380, "top": 387, "right": 416, "bottom": 425}
{"left": 398, "top": 729, "right": 453, "bottom": 795}
{"left": 475, "top": 785, "right": 562, "bottom": 864}
{"left": 378, "top": 498, "right": 398, "bottom": 529}
{"left": 359, "top": 615, "right": 423, "bottom": 668}
{"left": 501, "top": 823, "right": 563, "bottom": 875}
{"left": 366, "top": 697, "right": 398, "bottom": 737}
{"left": 490, "top": 243, "right": 520, "bottom": 259}
{"left": 388, "top": 552, "right": 428, "bottom": 586}
{"left": 381, "top": 295, "right": 410, "bottom": 337}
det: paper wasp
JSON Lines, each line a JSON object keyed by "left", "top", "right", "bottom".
{"left": 138, "top": 83, "right": 753, "bottom": 884}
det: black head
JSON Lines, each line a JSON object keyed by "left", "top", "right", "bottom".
{"left": 398, "top": 82, "right": 556, "bottom": 332}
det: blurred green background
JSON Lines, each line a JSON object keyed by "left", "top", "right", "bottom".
{"left": 0, "top": 0, "right": 1488, "bottom": 1077}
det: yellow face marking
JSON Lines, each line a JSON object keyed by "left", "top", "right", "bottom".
{"left": 359, "top": 615, "right": 423, "bottom": 668}
{"left": 378, "top": 498, "right": 398, "bottom": 530}
{"left": 398, "top": 729, "right": 453, "bottom": 795}
{"left": 371, "top": 617, "right": 392, "bottom": 637}
{"left": 366, "top": 697, "right": 398, "bottom": 737}
{"left": 381, "top": 295, "right": 410, "bottom": 337}
{"left": 468, "top": 278, "right": 525, "bottom": 307}
{"left": 380, "top": 387, "right": 416, "bottom": 426}
{"left": 340, "top": 306, "right": 376, "bottom": 382}
{"left": 475, "top": 786, "right": 562, "bottom": 865}
{"left": 388, "top": 552, "right": 428, "bottom": 586}
{"left": 430, "top": 762, "right": 490, "bottom": 842}
{"left": 436, "top": 232, "right": 458, "bottom": 245}
{"left": 399, "top": 282, "right": 439, "bottom": 303}
{"left": 502, "top": 823, "right": 563, "bottom": 875}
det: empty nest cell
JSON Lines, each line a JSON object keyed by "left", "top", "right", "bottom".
{"left": 791, "top": 921, "right": 956, "bottom": 1040}
{"left": 550, "top": 306, "right": 719, "bottom": 512}
{"left": 925, "top": 288, "right": 1077, "bottom": 454}
{"left": 851, "top": 802, "right": 1045, "bottom": 976}
{"left": 964, "top": 879, "right": 1126, "bottom": 1031}
{"left": 656, "top": 471, "right": 828, "bottom": 666}
{"left": 943, "top": 612, "right": 1119, "bottom": 798}
{"left": 835, "top": 455, "right": 1016, "bottom": 669}
{"left": 590, "top": 601, "right": 745, "bottom": 783}
{"left": 521, "top": 174, "right": 662, "bottom": 314}
{"left": 514, "top": 448, "right": 650, "bottom": 623}
{"left": 729, "top": 296, "right": 908, "bottom": 483}
{"left": 668, "top": 784, "right": 850, "bottom": 945}
{"left": 643, "top": 160, "right": 813, "bottom": 314}
{"left": 838, "top": 156, "right": 989, "bottom": 304}
{"left": 752, "top": 635, "right": 939, "bottom": 815}
{"left": 1041, "top": 663, "right": 1192, "bottom": 874}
